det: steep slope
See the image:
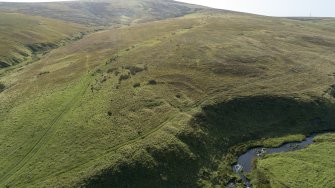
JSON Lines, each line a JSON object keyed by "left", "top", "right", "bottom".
{"left": 0, "top": 12, "right": 87, "bottom": 68}
{"left": 0, "top": 0, "right": 205, "bottom": 26}
{"left": 0, "top": 9, "right": 335, "bottom": 188}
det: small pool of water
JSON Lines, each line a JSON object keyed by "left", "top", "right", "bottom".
{"left": 232, "top": 134, "right": 317, "bottom": 188}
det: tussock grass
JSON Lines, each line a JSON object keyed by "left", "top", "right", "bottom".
{"left": 0, "top": 82, "right": 5, "bottom": 92}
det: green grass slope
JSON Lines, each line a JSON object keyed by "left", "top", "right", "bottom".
{"left": 0, "top": 12, "right": 87, "bottom": 68}
{"left": 251, "top": 133, "right": 335, "bottom": 188}
{"left": 0, "top": 0, "right": 205, "bottom": 68}
{"left": 0, "top": 9, "right": 335, "bottom": 188}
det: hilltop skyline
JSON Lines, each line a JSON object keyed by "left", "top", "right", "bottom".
{"left": 0, "top": 0, "right": 334, "bottom": 17}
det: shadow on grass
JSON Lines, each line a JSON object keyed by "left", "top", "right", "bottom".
{"left": 193, "top": 96, "right": 335, "bottom": 146}
{"left": 83, "top": 96, "right": 335, "bottom": 187}
{"left": 84, "top": 143, "right": 200, "bottom": 188}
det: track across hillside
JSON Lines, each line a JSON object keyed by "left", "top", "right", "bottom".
{"left": 0, "top": 26, "right": 200, "bottom": 185}
{"left": 0, "top": 77, "right": 91, "bottom": 186}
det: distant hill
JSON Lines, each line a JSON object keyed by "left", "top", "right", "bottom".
{"left": 0, "top": 0, "right": 206, "bottom": 68}
{"left": 0, "top": 0, "right": 205, "bottom": 26}
{"left": 0, "top": 12, "right": 86, "bottom": 68}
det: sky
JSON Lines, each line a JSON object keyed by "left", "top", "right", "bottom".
{"left": 0, "top": 0, "right": 73, "bottom": 2}
{"left": 176, "top": 0, "right": 335, "bottom": 17}
{"left": 0, "top": 0, "right": 334, "bottom": 17}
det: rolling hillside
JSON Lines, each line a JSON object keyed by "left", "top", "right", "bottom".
{"left": 0, "top": 1, "right": 335, "bottom": 188}
{"left": 0, "top": 0, "right": 204, "bottom": 69}
{"left": 0, "top": 0, "right": 205, "bottom": 26}
{"left": 0, "top": 12, "right": 87, "bottom": 68}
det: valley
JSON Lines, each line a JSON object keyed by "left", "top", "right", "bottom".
{"left": 0, "top": 1, "right": 335, "bottom": 187}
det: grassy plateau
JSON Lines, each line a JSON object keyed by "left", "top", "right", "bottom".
{"left": 0, "top": 1, "right": 335, "bottom": 187}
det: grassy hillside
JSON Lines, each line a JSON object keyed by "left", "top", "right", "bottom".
{"left": 0, "top": 0, "right": 205, "bottom": 26}
{"left": 0, "top": 0, "right": 204, "bottom": 68}
{"left": 0, "top": 7, "right": 335, "bottom": 188}
{"left": 0, "top": 12, "right": 87, "bottom": 68}
{"left": 251, "top": 133, "right": 335, "bottom": 188}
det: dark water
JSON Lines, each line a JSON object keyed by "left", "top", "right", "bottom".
{"left": 232, "top": 134, "right": 317, "bottom": 188}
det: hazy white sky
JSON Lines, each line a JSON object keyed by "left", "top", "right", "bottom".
{"left": 0, "top": 0, "right": 334, "bottom": 17}
{"left": 176, "top": 0, "right": 335, "bottom": 17}
{"left": 0, "top": 0, "right": 72, "bottom": 2}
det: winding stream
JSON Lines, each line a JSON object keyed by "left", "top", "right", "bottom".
{"left": 232, "top": 134, "right": 317, "bottom": 188}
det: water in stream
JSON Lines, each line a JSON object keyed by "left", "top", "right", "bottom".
{"left": 232, "top": 134, "right": 317, "bottom": 188}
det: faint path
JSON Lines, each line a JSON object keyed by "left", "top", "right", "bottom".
{"left": 0, "top": 22, "right": 206, "bottom": 186}
{"left": 29, "top": 112, "right": 190, "bottom": 185}
{"left": 0, "top": 61, "right": 91, "bottom": 187}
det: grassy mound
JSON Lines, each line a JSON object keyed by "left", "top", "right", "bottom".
{"left": 251, "top": 133, "right": 335, "bottom": 188}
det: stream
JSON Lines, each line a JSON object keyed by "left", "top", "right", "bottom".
{"left": 232, "top": 134, "right": 317, "bottom": 188}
